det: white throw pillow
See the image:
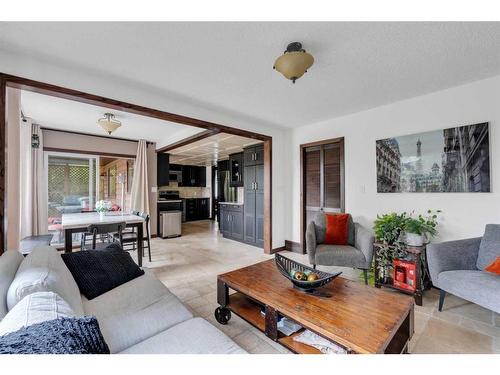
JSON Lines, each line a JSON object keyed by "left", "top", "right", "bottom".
{"left": 0, "top": 250, "right": 24, "bottom": 319}
{"left": 7, "top": 246, "right": 84, "bottom": 315}
{"left": 0, "top": 291, "right": 75, "bottom": 336}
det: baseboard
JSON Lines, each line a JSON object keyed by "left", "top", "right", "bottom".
{"left": 285, "top": 240, "right": 304, "bottom": 254}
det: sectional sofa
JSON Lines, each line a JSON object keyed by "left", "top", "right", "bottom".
{"left": 0, "top": 246, "right": 245, "bottom": 354}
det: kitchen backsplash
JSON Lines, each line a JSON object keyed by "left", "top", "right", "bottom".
{"left": 158, "top": 184, "right": 244, "bottom": 203}
{"left": 158, "top": 183, "right": 210, "bottom": 198}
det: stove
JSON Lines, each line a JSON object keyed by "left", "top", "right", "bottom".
{"left": 158, "top": 190, "right": 181, "bottom": 202}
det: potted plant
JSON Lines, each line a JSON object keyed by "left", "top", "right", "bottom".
{"left": 373, "top": 212, "right": 409, "bottom": 283}
{"left": 404, "top": 210, "right": 441, "bottom": 246}
{"left": 95, "top": 200, "right": 112, "bottom": 219}
{"left": 373, "top": 212, "right": 408, "bottom": 245}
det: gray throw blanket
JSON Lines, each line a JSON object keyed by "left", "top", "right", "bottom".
{"left": 0, "top": 316, "right": 110, "bottom": 354}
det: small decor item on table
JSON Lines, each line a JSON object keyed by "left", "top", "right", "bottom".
{"left": 95, "top": 200, "right": 112, "bottom": 219}
{"left": 404, "top": 210, "right": 441, "bottom": 246}
{"left": 393, "top": 259, "right": 416, "bottom": 292}
{"left": 275, "top": 253, "right": 341, "bottom": 293}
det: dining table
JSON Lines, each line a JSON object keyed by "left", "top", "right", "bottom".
{"left": 61, "top": 212, "right": 146, "bottom": 266}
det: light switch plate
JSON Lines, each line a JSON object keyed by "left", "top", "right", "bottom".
{"left": 151, "top": 186, "right": 157, "bottom": 193}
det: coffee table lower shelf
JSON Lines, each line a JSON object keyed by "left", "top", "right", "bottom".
{"left": 219, "top": 291, "right": 324, "bottom": 354}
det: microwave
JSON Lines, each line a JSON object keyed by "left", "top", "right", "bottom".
{"left": 169, "top": 170, "right": 182, "bottom": 183}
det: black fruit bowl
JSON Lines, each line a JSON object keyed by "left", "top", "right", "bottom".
{"left": 275, "top": 253, "right": 342, "bottom": 292}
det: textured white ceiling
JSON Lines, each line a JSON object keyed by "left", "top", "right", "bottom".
{"left": 169, "top": 133, "right": 261, "bottom": 166}
{"left": 20, "top": 90, "right": 204, "bottom": 148}
{"left": 2, "top": 22, "right": 500, "bottom": 128}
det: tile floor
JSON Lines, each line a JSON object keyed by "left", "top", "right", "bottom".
{"left": 135, "top": 220, "right": 499, "bottom": 354}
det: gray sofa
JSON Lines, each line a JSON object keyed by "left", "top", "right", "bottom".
{"left": 0, "top": 246, "right": 245, "bottom": 354}
{"left": 427, "top": 224, "right": 500, "bottom": 314}
{"left": 305, "top": 212, "right": 375, "bottom": 284}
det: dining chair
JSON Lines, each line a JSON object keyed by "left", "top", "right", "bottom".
{"left": 114, "top": 212, "right": 151, "bottom": 262}
{"left": 122, "top": 211, "right": 140, "bottom": 234}
{"left": 81, "top": 222, "right": 126, "bottom": 251}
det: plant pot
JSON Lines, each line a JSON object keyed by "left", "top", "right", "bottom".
{"left": 406, "top": 232, "right": 423, "bottom": 246}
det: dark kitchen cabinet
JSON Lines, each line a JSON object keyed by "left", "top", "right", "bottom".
{"left": 170, "top": 163, "right": 182, "bottom": 171}
{"left": 229, "top": 152, "right": 243, "bottom": 187}
{"left": 220, "top": 208, "right": 231, "bottom": 234}
{"left": 243, "top": 144, "right": 264, "bottom": 167}
{"left": 243, "top": 144, "right": 264, "bottom": 248}
{"left": 185, "top": 198, "right": 210, "bottom": 221}
{"left": 219, "top": 204, "right": 243, "bottom": 241}
{"left": 182, "top": 165, "right": 206, "bottom": 187}
{"left": 157, "top": 153, "right": 170, "bottom": 186}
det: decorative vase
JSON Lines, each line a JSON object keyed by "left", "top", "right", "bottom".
{"left": 406, "top": 232, "right": 423, "bottom": 246}
{"left": 99, "top": 212, "right": 105, "bottom": 220}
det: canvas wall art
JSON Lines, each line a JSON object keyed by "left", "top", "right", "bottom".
{"left": 376, "top": 122, "right": 490, "bottom": 193}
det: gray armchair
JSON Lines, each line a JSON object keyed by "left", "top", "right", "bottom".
{"left": 306, "top": 212, "right": 375, "bottom": 284}
{"left": 427, "top": 224, "right": 500, "bottom": 313}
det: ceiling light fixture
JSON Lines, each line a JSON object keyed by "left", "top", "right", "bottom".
{"left": 97, "top": 113, "right": 122, "bottom": 135}
{"left": 273, "top": 42, "right": 314, "bottom": 83}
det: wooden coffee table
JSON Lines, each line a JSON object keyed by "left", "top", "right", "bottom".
{"left": 215, "top": 259, "right": 414, "bottom": 354}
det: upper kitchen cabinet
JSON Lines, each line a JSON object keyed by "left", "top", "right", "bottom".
{"left": 243, "top": 144, "right": 264, "bottom": 166}
{"left": 157, "top": 153, "right": 170, "bottom": 186}
{"left": 182, "top": 165, "right": 206, "bottom": 187}
{"left": 229, "top": 152, "right": 243, "bottom": 187}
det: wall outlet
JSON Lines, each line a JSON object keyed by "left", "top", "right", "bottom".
{"left": 151, "top": 186, "right": 157, "bottom": 193}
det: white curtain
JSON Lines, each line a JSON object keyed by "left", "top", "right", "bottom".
{"left": 130, "top": 139, "right": 150, "bottom": 214}
{"left": 20, "top": 122, "right": 48, "bottom": 238}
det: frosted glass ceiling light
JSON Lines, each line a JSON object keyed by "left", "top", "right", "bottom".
{"left": 273, "top": 42, "right": 314, "bottom": 83}
{"left": 97, "top": 113, "right": 122, "bottom": 135}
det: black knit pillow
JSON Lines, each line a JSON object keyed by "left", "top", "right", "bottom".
{"left": 61, "top": 245, "right": 144, "bottom": 300}
{"left": 0, "top": 316, "right": 109, "bottom": 354}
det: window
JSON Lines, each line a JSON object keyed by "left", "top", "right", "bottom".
{"left": 45, "top": 152, "right": 99, "bottom": 245}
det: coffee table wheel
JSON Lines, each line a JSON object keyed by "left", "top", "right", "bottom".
{"left": 214, "top": 306, "right": 231, "bottom": 325}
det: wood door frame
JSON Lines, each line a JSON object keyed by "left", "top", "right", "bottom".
{"left": 300, "top": 137, "right": 345, "bottom": 251}
{"left": 0, "top": 73, "right": 273, "bottom": 254}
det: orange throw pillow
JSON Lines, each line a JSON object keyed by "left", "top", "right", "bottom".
{"left": 485, "top": 256, "right": 500, "bottom": 275}
{"left": 324, "top": 214, "right": 349, "bottom": 245}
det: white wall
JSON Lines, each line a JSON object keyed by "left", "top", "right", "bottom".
{"left": 288, "top": 75, "right": 500, "bottom": 243}
{"left": 1, "top": 50, "right": 288, "bottom": 248}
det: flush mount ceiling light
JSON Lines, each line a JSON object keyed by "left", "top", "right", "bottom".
{"left": 273, "top": 42, "right": 314, "bottom": 83}
{"left": 97, "top": 113, "right": 122, "bottom": 135}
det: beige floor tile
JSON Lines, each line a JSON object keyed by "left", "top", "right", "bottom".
{"left": 232, "top": 330, "right": 264, "bottom": 351}
{"left": 419, "top": 318, "right": 493, "bottom": 353}
{"left": 414, "top": 311, "right": 430, "bottom": 335}
{"left": 248, "top": 340, "right": 283, "bottom": 354}
{"left": 412, "top": 335, "right": 461, "bottom": 354}
{"left": 493, "top": 338, "right": 500, "bottom": 354}
{"left": 439, "top": 298, "right": 494, "bottom": 325}
{"left": 205, "top": 314, "right": 250, "bottom": 338}
{"left": 460, "top": 317, "right": 500, "bottom": 338}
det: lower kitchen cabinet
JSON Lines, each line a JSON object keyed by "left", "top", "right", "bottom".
{"left": 219, "top": 204, "right": 243, "bottom": 241}
{"left": 185, "top": 198, "right": 210, "bottom": 221}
